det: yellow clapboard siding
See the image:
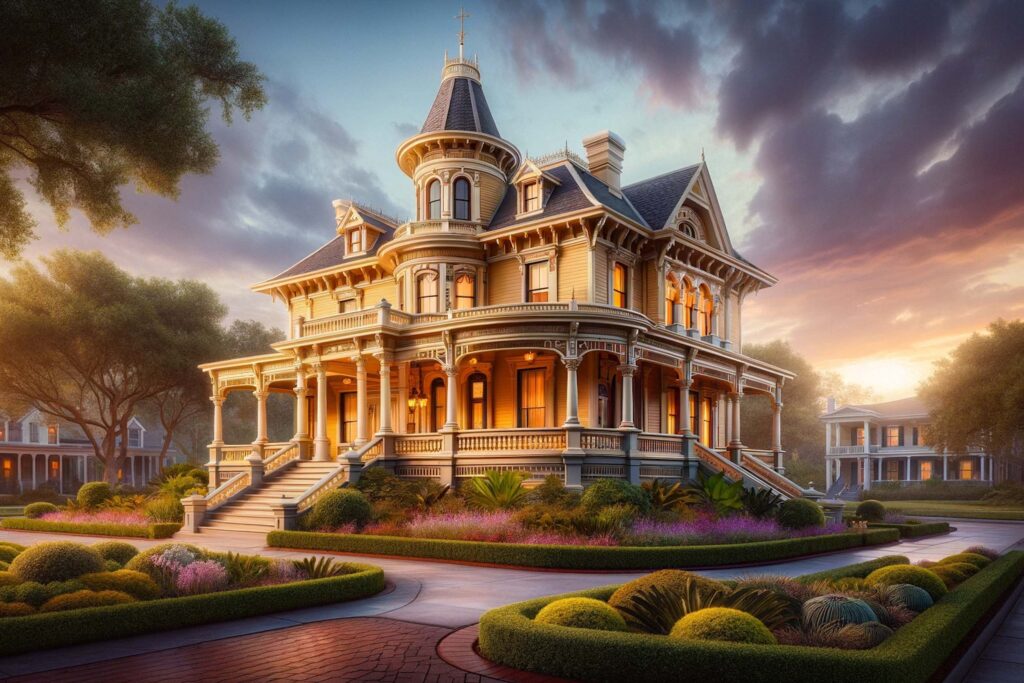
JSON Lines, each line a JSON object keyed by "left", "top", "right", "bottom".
{"left": 593, "top": 246, "right": 608, "bottom": 304}
{"left": 479, "top": 174, "right": 506, "bottom": 223}
{"left": 487, "top": 258, "right": 520, "bottom": 305}
{"left": 557, "top": 242, "right": 588, "bottom": 301}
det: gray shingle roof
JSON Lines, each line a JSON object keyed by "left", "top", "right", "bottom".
{"left": 271, "top": 225, "right": 394, "bottom": 280}
{"left": 489, "top": 164, "right": 593, "bottom": 230}
{"left": 420, "top": 77, "right": 501, "bottom": 138}
{"left": 622, "top": 165, "right": 700, "bottom": 230}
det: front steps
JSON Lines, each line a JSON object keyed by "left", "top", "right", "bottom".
{"left": 199, "top": 460, "right": 339, "bottom": 533}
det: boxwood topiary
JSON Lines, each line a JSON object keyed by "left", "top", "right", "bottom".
{"left": 884, "top": 584, "right": 933, "bottom": 612}
{"left": 0, "top": 546, "right": 20, "bottom": 563}
{"left": 670, "top": 607, "right": 775, "bottom": 644}
{"left": 23, "top": 502, "right": 58, "bottom": 519}
{"left": 607, "top": 570, "right": 728, "bottom": 610}
{"left": 801, "top": 594, "right": 877, "bottom": 630}
{"left": 534, "top": 597, "right": 629, "bottom": 632}
{"left": 866, "top": 564, "right": 947, "bottom": 600}
{"left": 39, "top": 589, "right": 135, "bottom": 612}
{"left": 856, "top": 500, "right": 886, "bottom": 522}
{"left": 579, "top": 478, "right": 651, "bottom": 514}
{"left": 307, "top": 489, "right": 373, "bottom": 530}
{"left": 777, "top": 498, "right": 825, "bottom": 529}
{"left": 0, "top": 602, "right": 35, "bottom": 617}
{"left": 9, "top": 542, "right": 105, "bottom": 584}
{"left": 937, "top": 553, "right": 990, "bottom": 569}
{"left": 80, "top": 570, "right": 161, "bottom": 600}
{"left": 0, "top": 571, "right": 19, "bottom": 587}
{"left": 76, "top": 482, "right": 113, "bottom": 509}
{"left": 0, "top": 542, "right": 26, "bottom": 552}
{"left": 14, "top": 581, "right": 50, "bottom": 607}
{"left": 931, "top": 562, "right": 979, "bottom": 588}
{"left": 91, "top": 541, "right": 140, "bottom": 565}
{"left": 0, "top": 561, "right": 7, "bottom": 571}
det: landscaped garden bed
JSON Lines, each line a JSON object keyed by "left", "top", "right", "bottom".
{"left": 477, "top": 548, "right": 1024, "bottom": 683}
{"left": 843, "top": 500, "right": 951, "bottom": 538}
{"left": 267, "top": 470, "right": 899, "bottom": 570}
{"left": 1, "top": 516, "right": 180, "bottom": 539}
{"left": 0, "top": 539, "right": 384, "bottom": 655}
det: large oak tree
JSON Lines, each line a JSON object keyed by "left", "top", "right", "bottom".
{"left": 0, "top": 0, "right": 266, "bottom": 258}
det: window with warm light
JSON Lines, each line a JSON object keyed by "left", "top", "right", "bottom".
{"left": 340, "top": 393, "right": 357, "bottom": 443}
{"left": 347, "top": 229, "right": 362, "bottom": 254}
{"left": 684, "top": 284, "right": 696, "bottom": 328}
{"left": 453, "top": 177, "right": 471, "bottom": 220}
{"left": 454, "top": 273, "right": 474, "bottom": 309}
{"left": 959, "top": 459, "right": 974, "bottom": 480}
{"left": 526, "top": 261, "right": 548, "bottom": 302}
{"left": 918, "top": 426, "right": 928, "bottom": 445}
{"left": 855, "top": 427, "right": 864, "bottom": 446}
{"left": 920, "top": 460, "right": 933, "bottom": 480}
{"left": 612, "top": 263, "right": 628, "bottom": 308}
{"left": 431, "top": 378, "right": 446, "bottom": 432}
{"left": 340, "top": 299, "right": 357, "bottom": 313}
{"left": 700, "top": 396, "right": 713, "bottom": 446}
{"left": 417, "top": 273, "right": 439, "bottom": 313}
{"left": 427, "top": 180, "right": 441, "bottom": 219}
{"left": 468, "top": 373, "right": 486, "bottom": 429}
{"left": 698, "top": 285, "right": 713, "bottom": 336}
{"left": 885, "top": 460, "right": 899, "bottom": 480}
{"left": 667, "top": 389, "right": 680, "bottom": 434}
{"left": 518, "top": 368, "right": 545, "bottom": 427}
{"left": 524, "top": 182, "right": 540, "bottom": 212}
{"left": 665, "top": 277, "right": 679, "bottom": 324}
{"left": 0, "top": 424, "right": 5, "bottom": 442}
{"left": 885, "top": 426, "right": 901, "bottom": 447}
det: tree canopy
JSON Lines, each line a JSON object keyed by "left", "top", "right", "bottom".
{"left": 920, "top": 319, "right": 1024, "bottom": 464}
{"left": 0, "top": 0, "right": 266, "bottom": 258}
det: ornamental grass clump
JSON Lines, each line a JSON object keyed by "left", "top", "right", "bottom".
{"left": 467, "top": 470, "right": 530, "bottom": 510}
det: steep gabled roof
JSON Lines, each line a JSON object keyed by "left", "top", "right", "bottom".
{"left": 622, "top": 164, "right": 700, "bottom": 231}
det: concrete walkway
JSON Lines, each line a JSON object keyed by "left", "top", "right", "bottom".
{"left": 0, "top": 519, "right": 1022, "bottom": 679}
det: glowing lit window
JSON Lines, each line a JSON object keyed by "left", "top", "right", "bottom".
{"left": 700, "top": 396, "right": 713, "bottom": 446}
{"left": 524, "top": 182, "right": 540, "bottom": 212}
{"left": 431, "top": 378, "right": 446, "bottom": 432}
{"left": 698, "top": 285, "right": 713, "bottom": 336}
{"left": 518, "top": 368, "right": 546, "bottom": 428}
{"left": 468, "top": 373, "right": 486, "bottom": 429}
{"left": 855, "top": 428, "right": 864, "bottom": 446}
{"left": 340, "top": 393, "right": 357, "bottom": 443}
{"left": 667, "top": 389, "right": 680, "bottom": 435}
{"left": 885, "top": 426, "right": 900, "bottom": 447}
{"left": 959, "top": 459, "right": 974, "bottom": 480}
{"left": 454, "top": 273, "right": 474, "bottom": 309}
{"left": 526, "top": 261, "right": 548, "bottom": 302}
{"left": 417, "top": 274, "right": 439, "bottom": 313}
{"left": 919, "top": 461, "right": 933, "bottom": 480}
{"left": 665, "top": 277, "right": 679, "bottom": 325}
{"left": 613, "top": 263, "right": 627, "bottom": 308}
{"left": 885, "top": 460, "right": 899, "bottom": 480}
{"left": 689, "top": 391, "right": 698, "bottom": 435}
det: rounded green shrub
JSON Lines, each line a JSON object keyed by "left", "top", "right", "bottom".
{"left": 935, "top": 562, "right": 980, "bottom": 585}
{"left": 884, "top": 584, "right": 934, "bottom": 612}
{"left": 937, "top": 552, "right": 990, "bottom": 569}
{"left": 39, "top": 589, "right": 135, "bottom": 612}
{"left": 92, "top": 541, "right": 139, "bottom": 566}
{"left": 104, "top": 559, "right": 122, "bottom": 572}
{"left": 607, "top": 570, "right": 728, "bottom": 610}
{"left": 0, "top": 602, "right": 35, "bottom": 617}
{"left": 837, "top": 621, "right": 893, "bottom": 648}
{"left": 855, "top": 499, "right": 886, "bottom": 522}
{"left": 308, "top": 489, "right": 372, "bottom": 530}
{"left": 9, "top": 542, "right": 105, "bottom": 583}
{"left": 14, "top": 581, "right": 50, "bottom": 607}
{"left": 76, "top": 482, "right": 113, "bottom": 509}
{"left": 929, "top": 565, "right": 961, "bottom": 589}
{"left": 80, "top": 570, "right": 161, "bottom": 600}
{"left": 866, "top": 564, "right": 947, "bottom": 600}
{"left": 534, "top": 597, "right": 628, "bottom": 632}
{"left": 44, "top": 579, "right": 86, "bottom": 598}
{"left": 776, "top": 498, "right": 825, "bottom": 529}
{"left": 0, "top": 571, "right": 20, "bottom": 587}
{"left": 670, "top": 607, "right": 775, "bottom": 645}
{"left": 580, "top": 478, "right": 651, "bottom": 514}
{"left": 23, "top": 501, "right": 58, "bottom": 519}
{"left": 0, "top": 546, "right": 19, "bottom": 563}
{"left": 801, "top": 594, "right": 877, "bottom": 630}
{"left": 0, "top": 542, "right": 26, "bottom": 552}
{"left": 0, "top": 561, "right": 7, "bottom": 571}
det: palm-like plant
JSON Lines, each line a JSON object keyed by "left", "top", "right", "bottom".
{"left": 741, "top": 487, "right": 783, "bottom": 519}
{"left": 616, "top": 576, "right": 798, "bottom": 634}
{"left": 689, "top": 471, "right": 744, "bottom": 515}
{"left": 293, "top": 556, "right": 351, "bottom": 579}
{"left": 415, "top": 482, "right": 450, "bottom": 510}
{"left": 467, "top": 469, "right": 530, "bottom": 510}
{"left": 642, "top": 479, "right": 695, "bottom": 512}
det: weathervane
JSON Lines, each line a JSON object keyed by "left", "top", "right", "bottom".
{"left": 455, "top": 6, "right": 470, "bottom": 59}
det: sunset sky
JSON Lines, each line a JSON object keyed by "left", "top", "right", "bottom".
{"left": 11, "top": 0, "right": 1024, "bottom": 401}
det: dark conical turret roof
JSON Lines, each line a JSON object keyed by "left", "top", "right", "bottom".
{"left": 420, "top": 66, "right": 501, "bottom": 138}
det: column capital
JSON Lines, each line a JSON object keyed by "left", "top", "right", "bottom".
{"left": 442, "top": 363, "right": 458, "bottom": 377}
{"left": 562, "top": 357, "right": 581, "bottom": 371}
{"left": 618, "top": 364, "right": 637, "bottom": 377}
{"left": 354, "top": 355, "right": 366, "bottom": 371}
{"left": 252, "top": 388, "right": 269, "bottom": 400}
{"left": 210, "top": 395, "right": 224, "bottom": 405}
{"left": 729, "top": 390, "right": 744, "bottom": 400}
{"left": 374, "top": 351, "right": 394, "bottom": 367}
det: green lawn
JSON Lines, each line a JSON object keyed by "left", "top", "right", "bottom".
{"left": 844, "top": 500, "right": 1024, "bottom": 521}
{"left": 0, "top": 506, "right": 24, "bottom": 518}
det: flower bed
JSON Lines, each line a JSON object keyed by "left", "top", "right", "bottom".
{"left": 0, "top": 540, "right": 384, "bottom": 655}
{"left": 477, "top": 550, "right": 1024, "bottom": 683}
{"left": 2, "top": 516, "right": 180, "bottom": 539}
{"left": 267, "top": 527, "right": 899, "bottom": 570}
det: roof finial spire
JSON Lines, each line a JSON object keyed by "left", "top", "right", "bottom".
{"left": 455, "top": 6, "right": 470, "bottom": 60}
{"left": 700, "top": 146, "right": 706, "bottom": 163}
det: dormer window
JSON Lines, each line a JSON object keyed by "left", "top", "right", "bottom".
{"left": 128, "top": 427, "right": 141, "bottom": 448}
{"left": 453, "top": 178, "right": 471, "bottom": 221}
{"left": 681, "top": 223, "right": 696, "bottom": 238}
{"left": 427, "top": 180, "right": 441, "bottom": 220}
{"left": 347, "top": 229, "right": 362, "bottom": 254}
{"left": 524, "top": 182, "right": 541, "bottom": 212}
{"left": 48, "top": 424, "right": 58, "bottom": 445}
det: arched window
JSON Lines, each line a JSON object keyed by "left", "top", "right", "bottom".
{"left": 665, "top": 276, "right": 680, "bottom": 325}
{"left": 454, "top": 272, "right": 475, "bottom": 309}
{"left": 417, "top": 273, "right": 439, "bottom": 313}
{"left": 467, "top": 372, "right": 487, "bottom": 429}
{"left": 427, "top": 179, "right": 441, "bottom": 219}
{"left": 698, "top": 285, "right": 713, "bottom": 336}
{"left": 683, "top": 280, "right": 696, "bottom": 329}
{"left": 680, "top": 223, "right": 697, "bottom": 239}
{"left": 430, "top": 378, "right": 446, "bottom": 432}
{"left": 453, "top": 177, "right": 471, "bottom": 221}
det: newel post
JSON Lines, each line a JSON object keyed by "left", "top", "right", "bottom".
{"left": 181, "top": 494, "right": 207, "bottom": 533}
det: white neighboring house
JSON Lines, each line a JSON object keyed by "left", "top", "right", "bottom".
{"left": 0, "top": 409, "right": 173, "bottom": 496}
{"left": 820, "top": 396, "right": 994, "bottom": 500}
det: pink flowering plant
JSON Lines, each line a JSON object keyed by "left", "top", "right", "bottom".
{"left": 176, "top": 560, "right": 229, "bottom": 595}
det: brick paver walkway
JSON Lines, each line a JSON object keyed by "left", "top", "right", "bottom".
{"left": 10, "top": 617, "right": 505, "bottom": 683}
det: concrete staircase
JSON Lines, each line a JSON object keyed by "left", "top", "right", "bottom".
{"left": 199, "top": 461, "right": 340, "bottom": 533}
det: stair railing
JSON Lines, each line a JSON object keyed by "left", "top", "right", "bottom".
{"left": 204, "top": 471, "right": 250, "bottom": 513}
{"left": 292, "top": 436, "right": 383, "bottom": 515}
{"left": 740, "top": 451, "right": 805, "bottom": 499}
{"left": 263, "top": 442, "right": 300, "bottom": 477}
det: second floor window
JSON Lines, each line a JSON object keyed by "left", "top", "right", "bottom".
{"left": 128, "top": 428, "right": 141, "bottom": 448}
{"left": 612, "top": 263, "right": 627, "bottom": 308}
{"left": 665, "top": 277, "right": 679, "bottom": 324}
{"left": 527, "top": 261, "right": 548, "bottom": 302}
{"left": 417, "top": 274, "right": 439, "bottom": 313}
{"left": 524, "top": 182, "right": 540, "bottom": 212}
{"left": 453, "top": 178, "right": 471, "bottom": 220}
{"left": 698, "top": 285, "right": 713, "bottom": 336}
{"left": 454, "top": 273, "right": 475, "bottom": 309}
{"left": 29, "top": 423, "right": 38, "bottom": 443}
{"left": 347, "top": 230, "right": 361, "bottom": 253}
{"left": 427, "top": 180, "right": 441, "bottom": 219}
{"left": 855, "top": 427, "right": 864, "bottom": 446}
{"left": 885, "top": 426, "right": 902, "bottom": 447}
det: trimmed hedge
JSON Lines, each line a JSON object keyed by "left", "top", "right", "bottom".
{"left": 477, "top": 551, "right": 1024, "bottom": 683}
{"left": 867, "top": 521, "right": 950, "bottom": 539}
{"left": 0, "top": 562, "right": 384, "bottom": 656}
{"left": 1, "top": 517, "right": 180, "bottom": 539}
{"left": 266, "top": 528, "right": 899, "bottom": 570}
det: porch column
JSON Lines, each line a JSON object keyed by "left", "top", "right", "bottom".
{"left": 58, "top": 455, "right": 64, "bottom": 494}
{"left": 723, "top": 290, "right": 733, "bottom": 348}
{"left": 878, "top": 458, "right": 882, "bottom": 480}
{"left": 863, "top": 419, "right": 870, "bottom": 452}
{"left": 563, "top": 357, "right": 581, "bottom": 427}
{"left": 398, "top": 362, "right": 409, "bottom": 434}
{"left": 293, "top": 368, "right": 308, "bottom": 439}
{"left": 15, "top": 454, "right": 20, "bottom": 494}
{"left": 376, "top": 354, "right": 393, "bottom": 435}
{"left": 672, "top": 302, "right": 684, "bottom": 328}
{"left": 355, "top": 355, "right": 368, "bottom": 445}
{"left": 826, "top": 458, "right": 833, "bottom": 487}
{"left": 825, "top": 422, "right": 832, "bottom": 455}
{"left": 863, "top": 457, "right": 871, "bottom": 490}
{"left": 688, "top": 300, "right": 699, "bottom": 332}
{"left": 943, "top": 454, "right": 949, "bottom": 480}
{"left": 906, "top": 456, "right": 912, "bottom": 482}
{"left": 313, "top": 363, "right": 330, "bottom": 461}
{"left": 253, "top": 389, "right": 269, "bottom": 445}
{"left": 728, "top": 391, "right": 743, "bottom": 463}
{"left": 618, "top": 365, "right": 637, "bottom": 429}
{"left": 724, "top": 395, "right": 733, "bottom": 444}
{"left": 680, "top": 380, "right": 692, "bottom": 435}
{"left": 211, "top": 396, "right": 224, "bottom": 444}
{"left": 772, "top": 398, "right": 783, "bottom": 470}
{"left": 31, "top": 454, "right": 36, "bottom": 490}
{"left": 443, "top": 363, "right": 459, "bottom": 431}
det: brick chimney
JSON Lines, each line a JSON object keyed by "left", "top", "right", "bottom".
{"left": 826, "top": 396, "right": 837, "bottom": 414}
{"left": 582, "top": 130, "right": 626, "bottom": 193}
